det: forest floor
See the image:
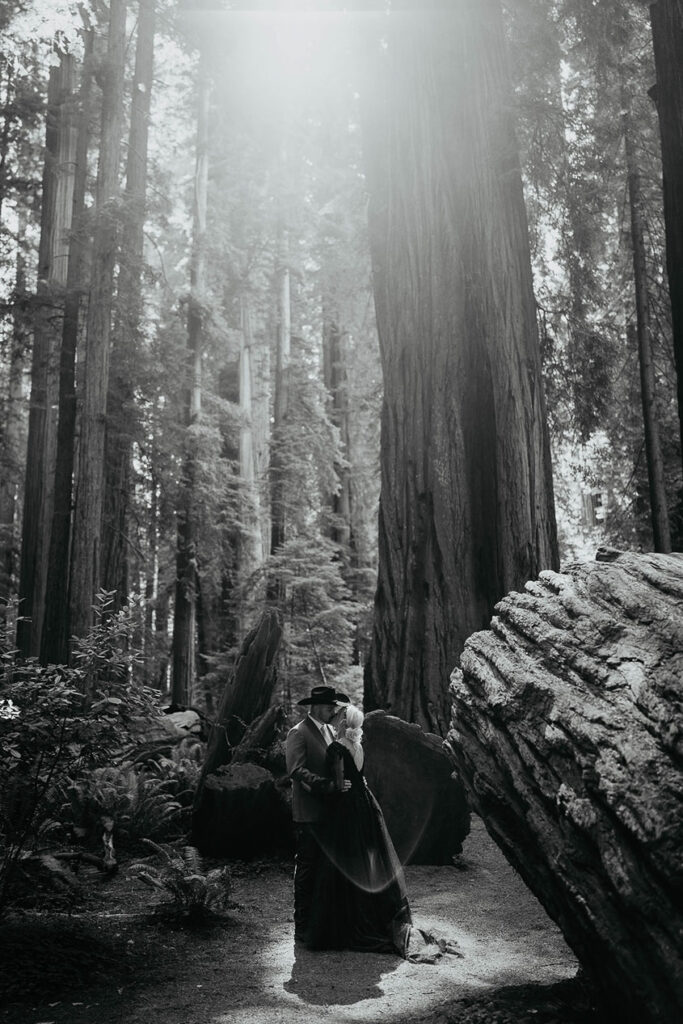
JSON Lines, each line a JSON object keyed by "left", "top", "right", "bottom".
{"left": 0, "top": 817, "right": 604, "bottom": 1024}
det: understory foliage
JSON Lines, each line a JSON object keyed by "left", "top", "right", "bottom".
{"left": 0, "top": 595, "right": 193, "bottom": 914}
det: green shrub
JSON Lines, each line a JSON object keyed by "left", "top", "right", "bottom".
{"left": 131, "top": 840, "right": 232, "bottom": 925}
{"left": 60, "top": 765, "right": 183, "bottom": 852}
{"left": 0, "top": 594, "right": 161, "bottom": 913}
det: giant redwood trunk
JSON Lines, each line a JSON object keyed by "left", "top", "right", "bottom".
{"left": 17, "top": 50, "right": 77, "bottom": 657}
{"left": 102, "top": 0, "right": 155, "bottom": 610}
{"left": 69, "top": 0, "right": 127, "bottom": 644}
{"left": 41, "top": 26, "right": 94, "bottom": 665}
{"left": 447, "top": 551, "right": 683, "bottom": 1024}
{"left": 362, "top": 0, "right": 558, "bottom": 734}
{"left": 648, "top": 0, "right": 683, "bottom": 474}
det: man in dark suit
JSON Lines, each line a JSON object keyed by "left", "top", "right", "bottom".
{"left": 286, "top": 684, "right": 350, "bottom": 942}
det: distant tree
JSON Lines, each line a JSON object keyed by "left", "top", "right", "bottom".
{"left": 647, "top": 0, "right": 683, "bottom": 479}
{"left": 41, "top": 23, "right": 94, "bottom": 665}
{"left": 17, "top": 46, "right": 77, "bottom": 657}
{"left": 70, "top": 0, "right": 127, "bottom": 646}
{"left": 171, "top": 50, "right": 210, "bottom": 704}
{"left": 620, "top": 55, "right": 671, "bottom": 552}
{"left": 102, "top": 0, "right": 156, "bottom": 609}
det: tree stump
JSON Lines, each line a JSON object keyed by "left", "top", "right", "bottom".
{"left": 447, "top": 551, "right": 683, "bottom": 1024}
{"left": 191, "top": 763, "right": 292, "bottom": 859}
{"left": 364, "top": 710, "right": 470, "bottom": 864}
{"left": 201, "top": 608, "right": 281, "bottom": 778}
{"left": 192, "top": 609, "right": 283, "bottom": 852}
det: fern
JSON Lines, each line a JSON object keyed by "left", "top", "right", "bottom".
{"left": 130, "top": 840, "right": 232, "bottom": 924}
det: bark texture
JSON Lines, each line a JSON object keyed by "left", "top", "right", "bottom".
{"left": 649, "top": 0, "right": 683, "bottom": 472}
{"left": 171, "top": 53, "right": 209, "bottom": 703}
{"left": 41, "top": 27, "right": 94, "bottom": 664}
{"left": 198, "top": 607, "right": 281, "bottom": 780}
{"left": 102, "top": 0, "right": 155, "bottom": 608}
{"left": 362, "top": 0, "right": 558, "bottom": 735}
{"left": 192, "top": 609, "right": 284, "bottom": 856}
{"left": 69, "top": 0, "right": 126, "bottom": 643}
{"left": 621, "top": 69, "right": 671, "bottom": 552}
{"left": 447, "top": 551, "right": 683, "bottom": 1024}
{"left": 17, "top": 51, "right": 77, "bottom": 656}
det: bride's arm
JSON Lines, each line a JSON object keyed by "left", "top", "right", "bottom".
{"left": 328, "top": 743, "right": 345, "bottom": 791}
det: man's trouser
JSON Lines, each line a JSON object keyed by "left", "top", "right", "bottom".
{"left": 293, "top": 822, "right": 328, "bottom": 940}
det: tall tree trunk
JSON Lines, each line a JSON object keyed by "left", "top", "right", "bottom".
{"left": 102, "top": 0, "right": 155, "bottom": 609}
{"left": 0, "top": 68, "right": 13, "bottom": 224}
{"left": 361, "top": 0, "right": 558, "bottom": 735}
{"left": 0, "top": 210, "right": 28, "bottom": 615}
{"left": 648, "top": 0, "right": 683, "bottom": 474}
{"left": 171, "top": 57, "right": 210, "bottom": 705}
{"left": 621, "top": 72, "right": 671, "bottom": 553}
{"left": 239, "top": 295, "right": 265, "bottom": 583}
{"left": 268, "top": 216, "right": 291, "bottom": 586}
{"left": 69, "top": 0, "right": 127, "bottom": 646}
{"left": 322, "top": 310, "right": 352, "bottom": 552}
{"left": 41, "top": 26, "right": 94, "bottom": 665}
{"left": 17, "top": 49, "right": 77, "bottom": 657}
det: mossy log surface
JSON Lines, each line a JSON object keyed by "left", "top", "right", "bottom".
{"left": 447, "top": 552, "right": 683, "bottom": 1024}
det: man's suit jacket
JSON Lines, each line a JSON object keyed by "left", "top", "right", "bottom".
{"left": 286, "top": 716, "right": 334, "bottom": 823}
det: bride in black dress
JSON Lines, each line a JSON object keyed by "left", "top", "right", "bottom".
{"left": 306, "top": 702, "right": 411, "bottom": 954}
{"left": 306, "top": 704, "right": 460, "bottom": 961}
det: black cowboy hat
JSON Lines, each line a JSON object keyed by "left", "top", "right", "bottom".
{"left": 297, "top": 685, "right": 349, "bottom": 706}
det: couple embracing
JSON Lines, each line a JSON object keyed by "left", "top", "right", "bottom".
{"left": 286, "top": 685, "right": 459, "bottom": 960}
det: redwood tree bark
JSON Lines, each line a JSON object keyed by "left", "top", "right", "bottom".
{"left": 41, "top": 26, "right": 94, "bottom": 665}
{"left": 362, "top": 0, "right": 558, "bottom": 734}
{"left": 648, "top": 0, "right": 683, "bottom": 473}
{"left": 17, "top": 49, "right": 77, "bottom": 657}
{"left": 102, "top": 0, "right": 156, "bottom": 609}
{"left": 621, "top": 70, "right": 671, "bottom": 553}
{"left": 69, "top": 0, "right": 127, "bottom": 645}
{"left": 0, "top": 209, "right": 28, "bottom": 615}
{"left": 171, "top": 55, "right": 210, "bottom": 704}
{"left": 268, "top": 218, "right": 291, "bottom": 566}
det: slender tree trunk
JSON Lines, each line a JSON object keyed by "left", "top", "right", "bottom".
{"left": 361, "top": 0, "right": 558, "bottom": 734}
{"left": 648, "top": 0, "right": 683, "bottom": 474}
{"left": 239, "top": 296, "right": 265, "bottom": 581}
{"left": 102, "top": 0, "right": 155, "bottom": 609}
{"left": 41, "top": 27, "right": 94, "bottom": 664}
{"left": 17, "top": 49, "right": 77, "bottom": 657}
{"left": 0, "top": 210, "right": 28, "bottom": 614}
{"left": 0, "top": 69, "right": 13, "bottom": 224}
{"left": 322, "top": 310, "right": 352, "bottom": 551}
{"left": 69, "top": 0, "right": 127, "bottom": 646}
{"left": 268, "top": 217, "right": 291, "bottom": 578}
{"left": 171, "top": 57, "right": 210, "bottom": 705}
{"left": 621, "top": 73, "right": 671, "bottom": 553}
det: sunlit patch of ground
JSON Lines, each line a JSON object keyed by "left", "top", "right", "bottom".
{"left": 1, "top": 818, "right": 581, "bottom": 1024}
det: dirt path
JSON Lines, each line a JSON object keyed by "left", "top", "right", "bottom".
{"left": 3, "top": 817, "right": 585, "bottom": 1024}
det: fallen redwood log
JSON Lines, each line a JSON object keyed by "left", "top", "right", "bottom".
{"left": 447, "top": 551, "right": 683, "bottom": 1024}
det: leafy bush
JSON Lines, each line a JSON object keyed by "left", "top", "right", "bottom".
{"left": 60, "top": 765, "right": 183, "bottom": 852}
{"left": 131, "top": 840, "right": 232, "bottom": 925}
{"left": 0, "top": 594, "right": 161, "bottom": 913}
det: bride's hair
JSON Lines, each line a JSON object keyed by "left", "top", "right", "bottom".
{"left": 342, "top": 703, "right": 364, "bottom": 747}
